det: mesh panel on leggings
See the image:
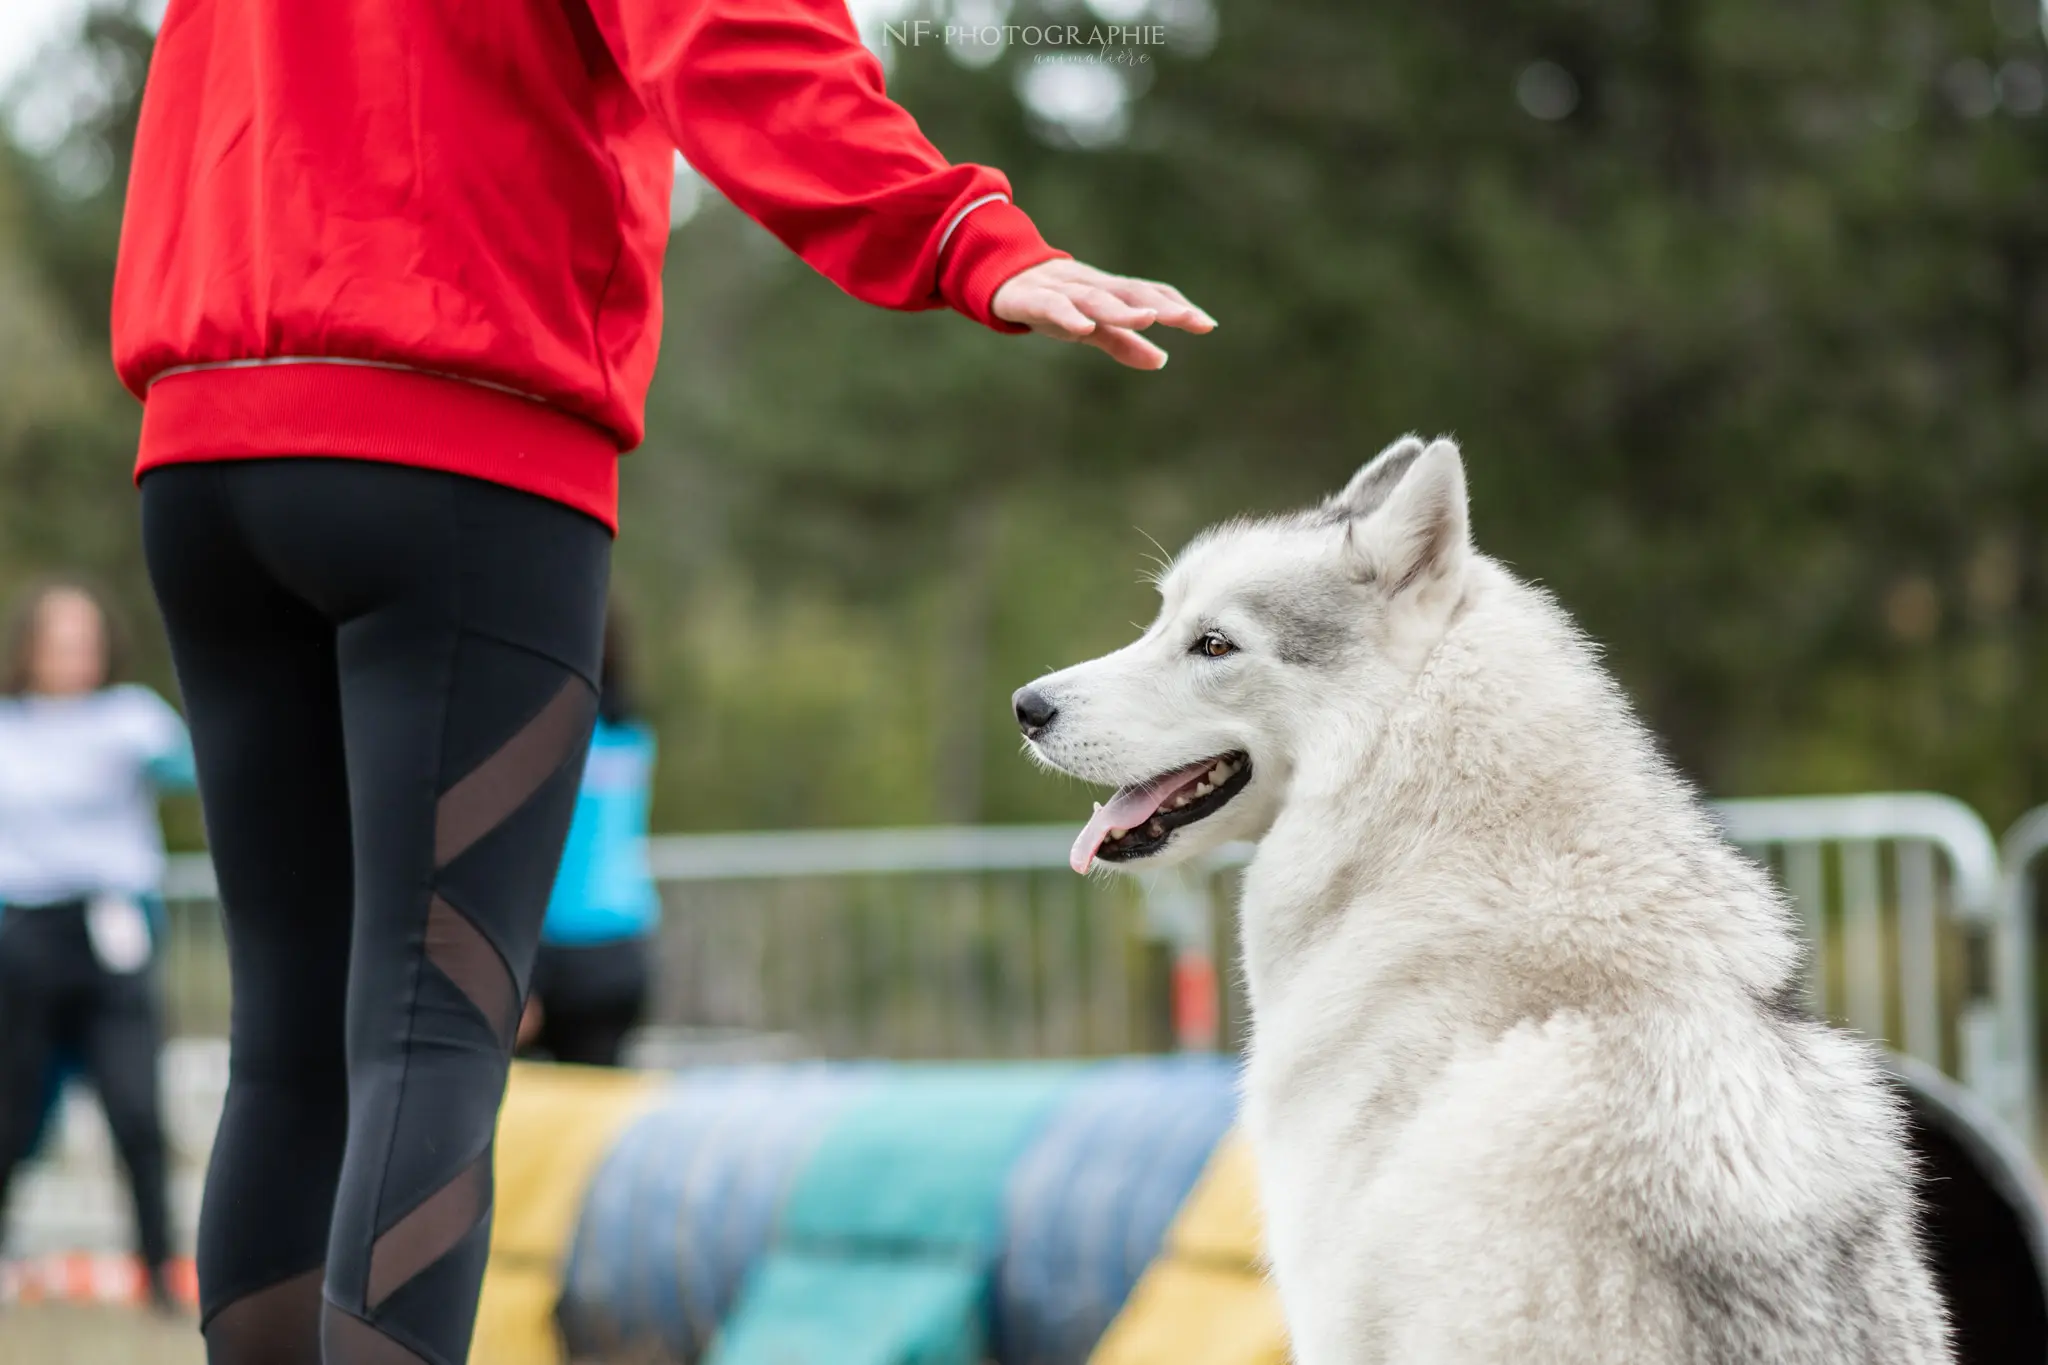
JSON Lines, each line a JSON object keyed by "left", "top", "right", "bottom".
{"left": 366, "top": 1146, "right": 492, "bottom": 1309}
{"left": 424, "top": 895, "right": 519, "bottom": 1048}
{"left": 202, "top": 1266, "right": 325, "bottom": 1365}
{"left": 433, "top": 677, "right": 593, "bottom": 867}
{"left": 323, "top": 1300, "right": 432, "bottom": 1365}
{"left": 320, "top": 674, "right": 592, "bottom": 1361}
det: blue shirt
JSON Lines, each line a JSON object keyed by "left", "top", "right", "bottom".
{"left": 542, "top": 719, "right": 659, "bottom": 945}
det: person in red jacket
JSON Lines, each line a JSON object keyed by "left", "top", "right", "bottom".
{"left": 118, "top": 3, "right": 1213, "bottom": 1363}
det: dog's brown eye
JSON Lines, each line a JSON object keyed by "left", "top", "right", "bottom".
{"left": 1194, "top": 631, "right": 1236, "bottom": 659}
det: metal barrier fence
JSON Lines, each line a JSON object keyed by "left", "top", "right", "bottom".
{"left": 160, "top": 829, "right": 1176, "bottom": 1058}
{"left": 2005, "top": 804, "right": 2048, "bottom": 1150}
{"left": 1714, "top": 795, "right": 2029, "bottom": 1145}
{"left": 157, "top": 792, "right": 2041, "bottom": 1146}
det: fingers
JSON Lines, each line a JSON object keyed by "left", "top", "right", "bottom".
{"left": 988, "top": 258, "right": 1212, "bottom": 367}
{"left": 1006, "top": 285, "right": 1154, "bottom": 340}
{"left": 1072, "top": 286, "right": 1159, "bottom": 331}
{"left": 1015, "top": 294, "right": 1168, "bottom": 369}
{"left": 1027, "top": 289, "right": 1102, "bottom": 341}
{"left": 1099, "top": 275, "right": 1216, "bottom": 332}
{"left": 1085, "top": 324, "right": 1170, "bottom": 370}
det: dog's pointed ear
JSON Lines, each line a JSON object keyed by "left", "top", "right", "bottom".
{"left": 1341, "top": 438, "right": 1470, "bottom": 596}
{"left": 1323, "top": 435, "right": 1427, "bottom": 522}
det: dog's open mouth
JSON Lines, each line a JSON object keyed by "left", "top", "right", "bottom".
{"left": 1069, "top": 752, "right": 1251, "bottom": 873}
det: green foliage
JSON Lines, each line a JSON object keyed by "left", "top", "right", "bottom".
{"left": 0, "top": 4, "right": 189, "bottom": 841}
{"left": 625, "top": 0, "right": 2048, "bottom": 829}
{"left": 0, "top": 140, "right": 147, "bottom": 647}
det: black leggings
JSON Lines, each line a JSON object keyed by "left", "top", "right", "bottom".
{"left": 142, "top": 459, "right": 609, "bottom": 1365}
{"left": 0, "top": 899, "right": 172, "bottom": 1274}
{"left": 522, "top": 939, "right": 651, "bottom": 1068}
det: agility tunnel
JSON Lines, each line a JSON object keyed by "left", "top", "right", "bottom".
{"left": 1893, "top": 1056, "right": 2048, "bottom": 1365}
{"left": 477, "top": 1053, "right": 2048, "bottom": 1365}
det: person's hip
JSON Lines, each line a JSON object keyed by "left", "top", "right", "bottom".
{"left": 0, "top": 895, "right": 160, "bottom": 1004}
{"left": 530, "top": 936, "right": 651, "bottom": 1011}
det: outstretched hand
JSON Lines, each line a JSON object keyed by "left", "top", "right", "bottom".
{"left": 992, "top": 259, "right": 1216, "bottom": 370}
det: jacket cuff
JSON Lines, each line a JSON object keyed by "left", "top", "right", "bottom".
{"left": 937, "top": 199, "right": 1069, "bottom": 334}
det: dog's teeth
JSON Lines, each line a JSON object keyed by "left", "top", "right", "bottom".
{"left": 1109, "top": 826, "right": 1127, "bottom": 839}
{"left": 1194, "top": 781, "right": 1213, "bottom": 797}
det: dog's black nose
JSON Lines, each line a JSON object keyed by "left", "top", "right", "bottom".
{"left": 1013, "top": 686, "right": 1058, "bottom": 739}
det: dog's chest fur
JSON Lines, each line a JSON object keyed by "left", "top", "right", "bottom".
{"left": 1229, "top": 717, "right": 1952, "bottom": 1365}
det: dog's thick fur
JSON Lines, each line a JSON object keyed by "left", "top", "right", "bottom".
{"left": 1019, "top": 438, "right": 1951, "bottom": 1364}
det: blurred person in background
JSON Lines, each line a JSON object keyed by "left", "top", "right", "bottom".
{"left": 518, "top": 607, "right": 659, "bottom": 1069}
{"left": 0, "top": 579, "right": 193, "bottom": 1313}
{"left": 118, "top": 2, "right": 1212, "bottom": 1362}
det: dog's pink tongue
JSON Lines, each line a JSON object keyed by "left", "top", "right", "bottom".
{"left": 1070, "top": 761, "right": 1211, "bottom": 874}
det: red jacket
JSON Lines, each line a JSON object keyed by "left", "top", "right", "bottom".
{"left": 114, "top": 0, "right": 1066, "bottom": 530}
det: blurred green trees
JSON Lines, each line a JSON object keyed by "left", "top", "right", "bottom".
{"left": 0, "top": 4, "right": 153, "bottom": 653}
{"left": 3, "top": 0, "right": 2046, "bottom": 835}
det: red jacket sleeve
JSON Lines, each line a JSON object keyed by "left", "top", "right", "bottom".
{"left": 582, "top": 0, "right": 1068, "bottom": 330}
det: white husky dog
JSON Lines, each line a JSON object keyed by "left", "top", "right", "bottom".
{"left": 1013, "top": 437, "right": 1951, "bottom": 1364}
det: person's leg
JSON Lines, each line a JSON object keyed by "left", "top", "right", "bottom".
{"left": 535, "top": 998, "right": 640, "bottom": 1068}
{"left": 217, "top": 460, "right": 608, "bottom": 1365}
{"left": 78, "top": 962, "right": 175, "bottom": 1295}
{"left": 529, "top": 941, "right": 651, "bottom": 1067}
{"left": 143, "top": 465, "right": 356, "bottom": 1362}
{"left": 0, "top": 907, "right": 71, "bottom": 1248}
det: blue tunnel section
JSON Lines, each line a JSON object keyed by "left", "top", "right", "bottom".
{"left": 556, "top": 1056, "right": 1240, "bottom": 1365}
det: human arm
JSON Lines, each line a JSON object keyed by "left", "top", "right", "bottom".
{"left": 579, "top": 0, "right": 1213, "bottom": 367}
{"left": 144, "top": 733, "right": 197, "bottom": 792}
{"left": 122, "top": 686, "right": 197, "bottom": 793}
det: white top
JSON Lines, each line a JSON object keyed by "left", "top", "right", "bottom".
{"left": 0, "top": 684, "right": 191, "bottom": 905}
